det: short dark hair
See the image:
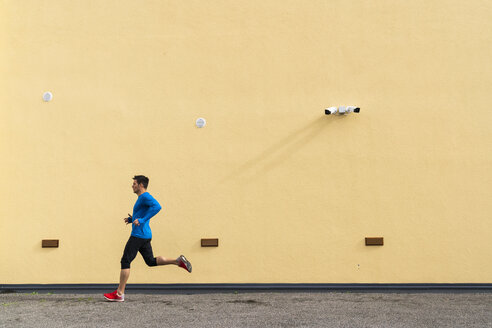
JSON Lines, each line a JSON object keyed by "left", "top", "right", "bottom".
{"left": 133, "top": 175, "right": 149, "bottom": 189}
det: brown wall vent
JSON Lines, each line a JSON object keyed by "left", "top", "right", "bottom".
{"left": 365, "top": 237, "right": 384, "bottom": 246}
{"left": 201, "top": 238, "right": 219, "bottom": 247}
{"left": 42, "top": 239, "right": 59, "bottom": 248}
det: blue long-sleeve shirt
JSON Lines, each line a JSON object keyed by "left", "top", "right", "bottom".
{"left": 129, "top": 192, "right": 162, "bottom": 239}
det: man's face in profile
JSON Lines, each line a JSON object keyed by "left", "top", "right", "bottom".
{"left": 132, "top": 180, "right": 143, "bottom": 194}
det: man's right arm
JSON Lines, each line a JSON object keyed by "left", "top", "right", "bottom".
{"left": 124, "top": 214, "right": 133, "bottom": 224}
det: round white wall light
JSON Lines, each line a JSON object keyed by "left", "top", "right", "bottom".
{"left": 196, "top": 118, "right": 206, "bottom": 128}
{"left": 43, "top": 92, "right": 53, "bottom": 102}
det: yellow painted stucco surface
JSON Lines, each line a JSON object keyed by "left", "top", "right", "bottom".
{"left": 1, "top": 1, "right": 491, "bottom": 284}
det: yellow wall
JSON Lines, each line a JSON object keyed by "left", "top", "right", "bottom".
{"left": 1, "top": 0, "right": 491, "bottom": 284}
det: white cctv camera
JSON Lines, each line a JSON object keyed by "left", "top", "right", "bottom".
{"left": 346, "top": 106, "right": 360, "bottom": 114}
{"left": 325, "top": 106, "right": 360, "bottom": 115}
{"left": 324, "top": 107, "right": 338, "bottom": 115}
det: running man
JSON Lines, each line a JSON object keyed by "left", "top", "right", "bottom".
{"left": 104, "top": 175, "right": 192, "bottom": 302}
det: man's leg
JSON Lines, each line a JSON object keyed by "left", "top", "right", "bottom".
{"left": 117, "top": 237, "right": 141, "bottom": 294}
{"left": 117, "top": 269, "right": 130, "bottom": 296}
{"left": 140, "top": 240, "right": 192, "bottom": 272}
{"left": 156, "top": 256, "right": 178, "bottom": 265}
{"left": 156, "top": 255, "right": 191, "bottom": 272}
{"left": 139, "top": 240, "right": 178, "bottom": 266}
{"left": 104, "top": 237, "right": 145, "bottom": 301}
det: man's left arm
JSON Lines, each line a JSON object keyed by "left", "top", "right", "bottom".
{"left": 137, "top": 194, "right": 162, "bottom": 225}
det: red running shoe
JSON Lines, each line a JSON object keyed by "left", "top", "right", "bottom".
{"left": 103, "top": 290, "right": 124, "bottom": 302}
{"left": 177, "top": 255, "right": 192, "bottom": 273}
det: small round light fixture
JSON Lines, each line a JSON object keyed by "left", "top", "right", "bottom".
{"left": 196, "top": 118, "right": 206, "bottom": 128}
{"left": 43, "top": 92, "right": 53, "bottom": 102}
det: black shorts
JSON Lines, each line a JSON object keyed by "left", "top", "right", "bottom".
{"left": 120, "top": 236, "right": 157, "bottom": 269}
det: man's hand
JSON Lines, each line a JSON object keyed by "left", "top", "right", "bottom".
{"left": 124, "top": 213, "right": 132, "bottom": 225}
{"left": 133, "top": 219, "right": 140, "bottom": 226}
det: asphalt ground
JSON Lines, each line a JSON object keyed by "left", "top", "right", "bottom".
{"left": 1, "top": 291, "right": 491, "bottom": 327}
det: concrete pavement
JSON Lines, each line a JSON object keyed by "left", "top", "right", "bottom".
{"left": 1, "top": 291, "right": 491, "bottom": 327}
